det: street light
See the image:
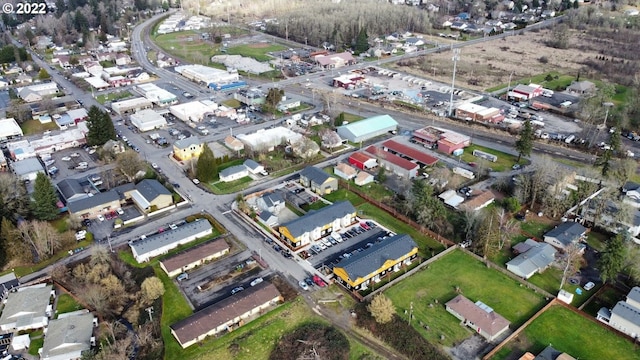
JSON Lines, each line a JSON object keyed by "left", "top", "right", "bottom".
{"left": 448, "top": 49, "right": 460, "bottom": 117}
{"left": 602, "top": 102, "right": 614, "bottom": 129}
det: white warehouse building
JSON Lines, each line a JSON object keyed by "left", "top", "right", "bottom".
{"left": 111, "top": 97, "right": 153, "bottom": 115}
{"left": 129, "top": 219, "right": 213, "bottom": 263}
{"left": 170, "top": 100, "right": 218, "bottom": 122}
{"left": 130, "top": 109, "right": 167, "bottom": 132}
{"left": 237, "top": 126, "right": 303, "bottom": 152}
{"left": 134, "top": 83, "right": 178, "bottom": 106}
{"left": 174, "top": 64, "right": 239, "bottom": 86}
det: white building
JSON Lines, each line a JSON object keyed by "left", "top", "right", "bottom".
{"left": 17, "top": 82, "right": 58, "bottom": 101}
{"left": 599, "top": 287, "right": 640, "bottom": 339}
{"left": 219, "top": 165, "right": 249, "bottom": 182}
{"left": 133, "top": 83, "right": 178, "bottom": 106}
{"left": 169, "top": 100, "right": 218, "bottom": 122}
{"left": 7, "top": 140, "right": 36, "bottom": 160}
{"left": 129, "top": 219, "right": 213, "bottom": 263}
{"left": 41, "top": 312, "right": 94, "bottom": 360}
{"left": 11, "top": 157, "right": 45, "bottom": 181}
{"left": 30, "top": 128, "right": 86, "bottom": 154}
{"left": 0, "top": 118, "right": 24, "bottom": 140}
{"left": 174, "top": 64, "right": 239, "bottom": 86}
{"left": 111, "top": 97, "right": 153, "bottom": 115}
{"left": 237, "top": 126, "right": 303, "bottom": 152}
{"left": 84, "top": 76, "right": 110, "bottom": 90}
{"left": 0, "top": 284, "right": 53, "bottom": 331}
{"left": 130, "top": 109, "right": 167, "bottom": 132}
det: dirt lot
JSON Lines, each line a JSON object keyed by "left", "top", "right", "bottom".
{"left": 388, "top": 29, "right": 599, "bottom": 92}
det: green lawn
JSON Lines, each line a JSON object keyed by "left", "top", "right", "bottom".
{"left": 582, "top": 287, "right": 625, "bottom": 317}
{"left": 459, "top": 144, "right": 519, "bottom": 172}
{"left": 301, "top": 201, "right": 329, "bottom": 211}
{"left": 211, "top": 176, "right": 253, "bottom": 193}
{"left": 357, "top": 203, "right": 443, "bottom": 253}
{"left": 386, "top": 250, "right": 547, "bottom": 347}
{"left": 28, "top": 330, "right": 44, "bottom": 356}
{"left": 341, "top": 112, "right": 365, "bottom": 123}
{"left": 20, "top": 119, "right": 58, "bottom": 135}
{"left": 324, "top": 189, "right": 367, "bottom": 207}
{"left": 56, "top": 293, "right": 82, "bottom": 316}
{"left": 485, "top": 71, "right": 575, "bottom": 93}
{"left": 155, "top": 265, "right": 193, "bottom": 359}
{"left": 154, "top": 30, "right": 220, "bottom": 65}
{"left": 96, "top": 90, "right": 132, "bottom": 104}
{"left": 586, "top": 231, "right": 608, "bottom": 252}
{"left": 528, "top": 267, "right": 597, "bottom": 307}
{"left": 520, "top": 220, "right": 555, "bottom": 240}
{"left": 221, "top": 99, "right": 242, "bottom": 108}
{"left": 225, "top": 44, "right": 287, "bottom": 62}
{"left": 492, "top": 305, "right": 640, "bottom": 360}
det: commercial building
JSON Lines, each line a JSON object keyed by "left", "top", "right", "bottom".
{"left": 0, "top": 284, "right": 53, "bottom": 331}
{"left": 336, "top": 115, "right": 398, "bottom": 143}
{"left": 30, "top": 128, "right": 87, "bottom": 155}
{"left": 455, "top": 103, "right": 502, "bottom": 122}
{"left": 365, "top": 145, "right": 419, "bottom": 179}
{"left": 332, "top": 73, "right": 365, "bottom": 89}
{"left": 170, "top": 282, "right": 282, "bottom": 348}
{"left": 314, "top": 52, "right": 356, "bottom": 69}
{"left": 11, "top": 157, "right": 45, "bottom": 181}
{"left": 17, "top": 82, "right": 58, "bottom": 102}
{"left": 445, "top": 295, "right": 510, "bottom": 341}
{"left": 299, "top": 166, "right": 338, "bottom": 194}
{"left": 160, "top": 238, "right": 230, "bottom": 277}
{"left": 7, "top": 140, "right": 36, "bottom": 161}
{"left": 67, "top": 191, "right": 121, "bottom": 219}
{"left": 170, "top": 100, "right": 218, "bottom": 122}
{"left": 40, "top": 312, "right": 94, "bottom": 360}
{"left": 278, "top": 201, "right": 356, "bottom": 248}
{"left": 510, "top": 83, "right": 543, "bottom": 100}
{"left": 598, "top": 287, "right": 640, "bottom": 338}
{"left": 333, "top": 234, "right": 418, "bottom": 290}
{"left": 0, "top": 118, "right": 24, "bottom": 141}
{"left": 130, "top": 219, "right": 213, "bottom": 263}
{"left": 219, "top": 165, "right": 249, "bottom": 182}
{"left": 412, "top": 126, "right": 471, "bottom": 155}
{"left": 175, "top": 64, "right": 239, "bottom": 86}
{"left": 506, "top": 239, "right": 556, "bottom": 279}
{"left": 348, "top": 152, "right": 378, "bottom": 170}
{"left": 130, "top": 109, "right": 167, "bottom": 132}
{"left": 234, "top": 88, "right": 266, "bottom": 106}
{"left": 111, "top": 97, "right": 153, "bottom": 115}
{"left": 56, "top": 178, "right": 90, "bottom": 203}
{"left": 133, "top": 83, "right": 178, "bottom": 106}
{"left": 129, "top": 179, "right": 173, "bottom": 212}
{"left": 382, "top": 139, "right": 438, "bottom": 167}
{"left": 173, "top": 137, "right": 204, "bottom": 161}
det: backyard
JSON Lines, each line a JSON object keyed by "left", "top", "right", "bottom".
{"left": 385, "top": 249, "right": 548, "bottom": 347}
{"left": 491, "top": 305, "right": 640, "bottom": 360}
{"left": 20, "top": 119, "right": 58, "bottom": 135}
{"left": 459, "top": 144, "right": 520, "bottom": 172}
{"left": 96, "top": 90, "right": 132, "bottom": 104}
{"left": 55, "top": 293, "right": 83, "bottom": 317}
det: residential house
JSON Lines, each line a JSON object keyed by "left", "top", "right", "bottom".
{"left": 459, "top": 191, "right": 495, "bottom": 211}
{"left": 102, "top": 139, "right": 125, "bottom": 155}
{"left": 244, "top": 159, "right": 264, "bottom": 175}
{"left": 173, "top": 137, "right": 204, "bottom": 161}
{"left": 0, "top": 77, "right": 8, "bottom": 88}
{"left": 598, "top": 286, "right": 640, "bottom": 339}
{"left": 333, "top": 163, "right": 358, "bottom": 181}
{"left": 506, "top": 239, "right": 557, "bottom": 279}
{"left": 160, "top": 238, "right": 230, "bottom": 277}
{"left": 450, "top": 22, "right": 468, "bottom": 31}
{"left": 321, "top": 130, "right": 343, "bottom": 149}
{"left": 40, "top": 312, "right": 94, "bottom": 360}
{"left": 439, "top": 189, "right": 466, "bottom": 209}
{"left": 224, "top": 136, "right": 244, "bottom": 151}
{"left": 623, "top": 181, "right": 640, "bottom": 208}
{"left": 355, "top": 171, "right": 374, "bottom": 186}
{"left": 115, "top": 53, "right": 132, "bottom": 66}
{"left": 258, "top": 211, "right": 279, "bottom": 227}
{"left": 15, "top": 73, "right": 33, "bottom": 84}
{"left": 314, "top": 52, "right": 356, "bottom": 69}
{"left": 67, "top": 191, "right": 121, "bottom": 219}
{"left": 278, "top": 201, "right": 356, "bottom": 248}
{"left": 0, "top": 272, "right": 19, "bottom": 298}
{"left": 333, "top": 234, "right": 418, "bottom": 290}
{"left": 567, "top": 81, "right": 596, "bottom": 95}
{"left": 219, "top": 165, "right": 249, "bottom": 182}
{"left": 130, "top": 219, "right": 213, "bottom": 263}
{"left": 543, "top": 222, "right": 587, "bottom": 250}
{"left": 130, "top": 179, "right": 173, "bottom": 212}
{"left": 0, "top": 284, "right": 53, "bottom": 331}
{"left": 299, "top": 166, "right": 338, "bottom": 194}
{"left": 348, "top": 152, "right": 378, "bottom": 170}
{"left": 56, "top": 178, "right": 90, "bottom": 203}
{"left": 170, "top": 282, "right": 282, "bottom": 348}
{"left": 404, "top": 37, "right": 425, "bottom": 47}
{"left": 445, "top": 295, "right": 510, "bottom": 341}
{"left": 256, "top": 191, "right": 286, "bottom": 214}
{"left": 541, "top": 9, "right": 556, "bottom": 17}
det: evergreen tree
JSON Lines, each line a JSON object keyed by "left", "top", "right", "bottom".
{"left": 334, "top": 112, "right": 345, "bottom": 127}
{"left": 196, "top": 144, "right": 217, "bottom": 182}
{"left": 263, "top": 88, "right": 284, "bottom": 114}
{"left": 38, "top": 68, "right": 50, "bottom": 80}
{"left": 86, "top": 106, "right": 116, "bottom": 146}
{"left": 514, "top": 120, "right": 534, "bottom": 163}
{"left": 32, "top": 173, "right": 59, "bottom": 220}
{"left": 354, "top": 27, "right": 369, "bottom": 54}
{"left": 598, "top": 232, "right": 627, "bottom": 283}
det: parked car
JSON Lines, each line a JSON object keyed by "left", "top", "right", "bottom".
{"left": 97, "top": 214, "right": 105, "bottom": 222}
{"left": 192, "top": 178, "right": 200, "bottom": 185}
{"left": 177, "top": 273, "right": 189, "bottom": 281}
{"left": 299, "top": 280, "right": 309, "bottom": 291}
{"left": 264, "top": 237, "right": 274, "bottom": 245}
{"left": 169, "top": 223, "right": 178, "bottom": 230}
{"left": 250, "top": 277, "right": 264, "bottom": 287}
{"left": 231, "top": 286, "right": 244, "bottom": 295}
{"left": 584, "top": 281, "right": 595, "bottom": 291}
{"left": 61, "top": 156, "right": 71, "bottom": 161}
{"left": 116, "top": 208, "right": 124, "bottom": 215}
{"left": 305, "top": 277, "right": 314, "bottom": 286}
{"left": 312, "top": 275, "right": 327, "bottom": 287}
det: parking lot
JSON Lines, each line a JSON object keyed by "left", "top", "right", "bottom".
{"left": 48, "top": 146, "right": 103, "bottom": 181}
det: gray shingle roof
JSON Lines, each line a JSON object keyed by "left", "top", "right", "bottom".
{"left": 135, "top": 179, "right": 171, "bottom": 202}
{"left": 506, "top": 239, "right": 556, "bottom": 278}
{"left": 243, "top": 159, "right": 261, "bottom": 171}
{"left": 280, "top": 201, "right": 356, "bottom": 239}
{"left": 129, "top": 219, "right": 212, "bottom": 259}
{"left": 261, "top": 191, "right": 284, "bottom": 208}
{"left": 544, "top": 222, "right": 586, "bottom": 246}
{"left": 0, "top": 285, "right": 52, "bottom": 329}
{"left": 219, "top": 165, "right": 248, "bottom": 178}
{"left": 67, "top": 191, "right": 120, "bottom": 213}
{"left": 336, "top": 234, "right": 417, "bottom": 280}
{"left": 300, "top": 166, "right": 334, "bottom": 185}
{"left": 612, "top": 301, "right": 640, "bottom": 327}
{"left": 56, "top": 178, "right": 88, "bottom": 201}
{"left": 41, "top": 313, "right": 94, "bottom": 359}
{"left": 11, "top": 158, "right": 44, "bottom": 176}
{"left": 628, "top": 287, "right": 640, "bottom": 304}
{"left": 174, "top": 136, "right": 201, "bottom": 150}
{"left": 624, "top": 181, "right": 640, "bottom": 192}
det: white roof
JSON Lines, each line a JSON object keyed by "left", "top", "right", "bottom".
{"left": 111, "top": 97, "right": 153, "bottom": 111}
{"left": 130, "top": 109, "right": 166, "bottom": 125}
{"left": 438, "top": 189, "right": 465, "bottom": 208}
{"left": 0, "top": 118, "right": 23, "bottom": 138}
{"left": 456, "top": 102, "right": 487, "bottom": 114}
{"left": 130, "top": 189, "right": 151, "bottom": 209}
{"left": 237, "top": 126, "right": 302, "bottom": 149}
{"left": 41, "top": 312, "right": 94, "bottom": 359}
{"left": 170, "top": 101, "right": 217, "bottom": 122}
{"left": 67, "top": 108, "right": 88, "bottom": 120}
{"left": 85, "top": 76, "right": 110, "bottom": 88}
{"left": 174, "top": 64, "right": 238, "bottom": 84}
{"left": 134, "top": 83, "right": 177, "bottom": 103}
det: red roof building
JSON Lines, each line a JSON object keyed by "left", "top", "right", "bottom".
{"left": 382, "top": 140, "right": 439, "bottom": 166}
{"left": 412, "top": 127, "right": 471, "bottom": 155}
{"left": 365, "top": 146, "right": 418, "bottom": 179}
{"left": 511, "top": 83, "right": 543, "bottom": 100}
{"left": 348, "top": 152, "right": 378, "bottom": 170}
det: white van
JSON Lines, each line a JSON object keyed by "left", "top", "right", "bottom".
{"left": 565, "top": 135, "right": 576, "bottom": 144}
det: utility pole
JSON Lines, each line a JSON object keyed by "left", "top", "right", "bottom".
{"left": 448, "top": 49, "right": 460, "bottom": 117}
{"left": 145, "top": 306, "right": 154, "bottom": 322}
{"left": 602, "top": 102, "right": 614, "bottom": 129}
{"left": 408, "top": 301, "right": 414, "bottom": 326}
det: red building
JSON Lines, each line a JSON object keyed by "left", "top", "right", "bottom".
{"left": 365, "top": 146, "right": 418, "bottom": 179}
{"left": 381, "top": 140, "right": 439, "bottom": 166}
{"left": 348, "top": 152, "right": 378, "bottom": 170}
{"left": 412, "top": 126, "right": 471, "bottom": 155}
{"left": 510, "top": 83, "right": 543, "bottom": 100}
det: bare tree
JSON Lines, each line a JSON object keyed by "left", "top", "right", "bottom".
{"left": 559, "top": 243, "right": 584, "bottom": 290}
{"left": 115, "top": 150, "right": 146, "bottom": 181}
{"left": 495, "top": 208, "right": 519, "bottom": 250}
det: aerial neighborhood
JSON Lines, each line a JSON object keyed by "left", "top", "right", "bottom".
{"left": 0, "top": 0, "right": 640, "bottom": 359}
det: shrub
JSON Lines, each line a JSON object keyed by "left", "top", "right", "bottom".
{"left": 503, "top": 197, "right": 521, "bottom": 213}
{"left": 539, "top": 56, "right": 549, "bottom": 64}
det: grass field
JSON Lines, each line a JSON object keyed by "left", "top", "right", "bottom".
{"left": 154, "top": 30, "right": 220, "bottom": 65}
{"left": 222, "top": 99, "right": 242, "bottom": 108}
{"left": 485, "top": 71, "right": 575, "bottom": 93}
{"left": 385, "top": 250, "right": 547, "bottom": 347}
{"left": 460, "top": 144, "right": 519, "bottom": 172}
{"left": 96, "top": 90, "right": 132, "bottom": 104}
{"left": 55, "top": 293, "right": 82, "bottom": 317}
{"left": 324, "top": 188, "right": 367, "bottom": 207}
{"left": 226, "top": 44, "right": 287, "bottom": 62}
{"left": 341, "top": 112, "right": 365, "bottom": 123}
{"left": 20, "top": 119, "right": 58, "bottom": 135}
{"left": 491, "top": 305, "right": 640, "bottom": 360}
{"left": 211, "top": 176, "right": 253, "bottom": 193}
